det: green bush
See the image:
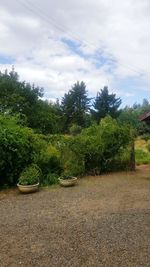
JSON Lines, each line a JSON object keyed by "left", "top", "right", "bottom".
{"left": 18, "top": 164, "right": 41, "bottom": 185}
{"left": 73, "top": 116, "right": 132, "bottom": 174}
{"left": 105, "top": 147, "right": 132, "bottom": 171}
{"left": 69, "top": 124, "right": 82, "bottom": 136}
{"left": 59, "top": 136, "right": 85, "bottom": 177}
{"left": 135, "top": 149, "right": 150, "bottom": 165}
{"left": 0, "top": 114, "right": 133, "bottom": 186}
{"left": 59, "top": 116, "right": 132, "bottom": 176}
{"left": 0, "top": 114, "right": 43, "bottom": 186}
{"left": 35, "top": 143, "right": 62, "bottom": 181}
{"left": 0, "top": 114, "right": 50, "bottom": 186}
{"left": 42, "top": 172, "right": 59, "bottom": 186}
{"left": 62, "top": 153, "right": 84, "bottom": 177}
{"left": 32, "top": 134, "right": 63, "bottom": 185}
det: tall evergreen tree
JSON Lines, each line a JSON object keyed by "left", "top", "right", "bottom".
{"left": 61, "top": 81, "right": 91, "bottom": 131}
{"left": 93, "top": 86, "right": 121, "bottom": 122}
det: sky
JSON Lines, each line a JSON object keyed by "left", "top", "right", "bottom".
{"left": 0, "top": 0, "right": 150, "bottom": 106}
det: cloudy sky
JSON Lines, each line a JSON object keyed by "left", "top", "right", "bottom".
{"left": 0, "top": 0, "right": 150, "bottom": 106}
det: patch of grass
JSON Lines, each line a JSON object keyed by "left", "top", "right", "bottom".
{"left": 135, "top": 138, "right": 149, "bottom": 151}
{"left": 135, "top": 149, "right": 150, "bottom": 165}
{"left": 135, "top": 137, "right": 150, "bottom": 165}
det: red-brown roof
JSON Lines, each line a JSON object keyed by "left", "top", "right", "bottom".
{"left": 139, "top": 112, "right": 150, "bottom": 121}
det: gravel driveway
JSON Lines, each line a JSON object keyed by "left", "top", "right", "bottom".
{"left": 0, "top": 165, "right": 150, "bottom": 267}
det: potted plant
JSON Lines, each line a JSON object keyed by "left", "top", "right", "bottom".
{"left": 17, "top": 164, "right": 41, "bottom": 193}
{"left": 59, "top": 174, "right": 78, "bottom": 187}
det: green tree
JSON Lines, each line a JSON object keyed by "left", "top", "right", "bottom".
{"left": 93, "top": 86, "right": 121, "bottom": 123}
{"left": 28, "top": 100, "right": 61, "bottom": 134}
{"left": 0, "top": 68, "right": 61, "bottom": 134}
{"left": 118, "top": 99, "right": 150, "bottom": 136}
{"left": 118, "top": 106, "right": 140, "bottom": 130}
{"left": 0, "top": 68, "right": 43, "bottom": 116}
{"left": 61, "top": 81, "right": 91, "bottom": 131}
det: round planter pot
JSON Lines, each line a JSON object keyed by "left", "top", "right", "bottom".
{"left": 17, "top": 183, "right": 39, "bottom": 193}
{"left": 59, "top": 177, "right": 77, "bottom": 187}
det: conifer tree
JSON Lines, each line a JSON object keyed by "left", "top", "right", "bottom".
{"left": 93, "top": 86, "right": 121, "bottom": 122}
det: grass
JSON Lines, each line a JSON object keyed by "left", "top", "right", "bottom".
{"left": 135, "top": 137, "right": 150, "bottom": 165}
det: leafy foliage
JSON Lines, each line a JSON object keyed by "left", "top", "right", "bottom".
{"left": 18, "top": 164, "right": 41, "bottom": 185}
{"left": 28, "top": 100, "right": 61, "bottom": 134}
{"left": 0, "top": 114, "right": 62, "bottom": 186}
{"left": 118, "top": 99, "right": 150, "bottom": 136}
{"left": 0, "top": 69, "right": 61, "bottom": 134}
{"left": 57, "top": 116, "right": 132, "bottom": 176}
{"left": 41, "top": 173, "right": 59, "bottom": 186}
{"left": 0, "top": 68, "right": 42, "bottom": 115}
{"left": 79, "top": 116, "right": 131, "bottom": 173}
{"left": 35, "top": 143, "right": 62, "bottom": 181}
{"left": 69, "top": 124, "right": 82, "bottom": 136}
{"left": 1, "top": 68, "right": 149, "bottom": 187}
{"left": 0, "top": 114, "right": 38, "bottom": 185}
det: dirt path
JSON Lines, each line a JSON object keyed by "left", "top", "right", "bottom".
{"left": 0, "top": 165, "right": 150, "bottom": 267}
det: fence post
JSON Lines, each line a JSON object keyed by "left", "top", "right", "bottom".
{"left": 129, "top": 139, "right": 135, "bottom": 171}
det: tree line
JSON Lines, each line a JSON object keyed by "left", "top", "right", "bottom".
{"left": 0, "top": 68, "right": 149, "bottom": 135}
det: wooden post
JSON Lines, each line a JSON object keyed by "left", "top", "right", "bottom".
{"left": 129, "top": 140, "right": 136, "bottom": 171}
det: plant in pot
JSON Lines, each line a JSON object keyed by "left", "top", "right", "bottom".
{"left": 17, "top": 164, "right": 41, "bottom": 193}
{"left": 59, "top": 173, "right": 78, "bottom": 187}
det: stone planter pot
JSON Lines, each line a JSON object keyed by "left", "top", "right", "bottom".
{"left": 59, "top": 177, "right": 77, "bottom": 187}
{"left": 17, "top": 183, "right": 39, "bottom": 193}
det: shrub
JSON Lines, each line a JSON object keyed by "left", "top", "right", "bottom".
{"left": 0, "top": 114, "right": 43, "bottom": 186}
{"left": 59, "top": 116, "right": 132, "bottom": 176}
{"left": 106, "top": 147, "right": 132, "bottom": 171}
{"left": 32, "top": 134, "right": 63, "bottom": 185}
{"left": 18, "top": 164, "right": 41, "bottom": 185}
{"left": 0, "top": 114, "right": 132, "bottom": 186}
{"left": 69, "top": 124, "right": 82, "bottom": 136}
{"left": 62, "top": 154, "right": 84, "bottom": 177}
{"left": 35, "top": 143, "right": 62, "bottom": 180}
{"left": 42, "top": 173, "right": 59, "bottom": 186}
{"left": 75, "top": 117, "right": 132, "bottom": 174}
{"left": 59, "top": 136, "right": 85, "bottom": 177}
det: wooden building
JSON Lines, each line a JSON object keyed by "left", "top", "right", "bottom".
{"left": 139, "top": 112, "right": 150, "bottom": 122}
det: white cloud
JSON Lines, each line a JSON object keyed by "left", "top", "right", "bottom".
{"left": 0, "top": 0, "right": 150, "bottom": 104}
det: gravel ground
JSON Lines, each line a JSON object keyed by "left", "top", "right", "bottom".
{"left": 0, "top": 165, "right": 150, "bottom": 267}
